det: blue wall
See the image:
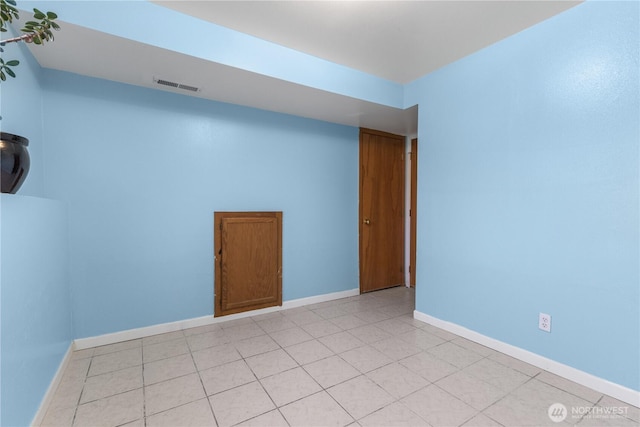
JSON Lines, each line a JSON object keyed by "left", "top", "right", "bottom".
{"left": 22, "top": 0, "right": 404, "bottom": 109}
{"left": 0, "top": 196, "right": 72, "bottom": 427}
{"left": 42, "top": 71, "right": 359, "bottom": 339}
{"left": 0, "top": 32, "right": 73, "bottom": 426}
{"left": 2, "top": 1, "right": 639, "bottom": 425}
{"left": 0, "top": 29, "right": 45, "bottom": 197}
{"left": 411, "top": 1, "right": 639, "bottom": 391}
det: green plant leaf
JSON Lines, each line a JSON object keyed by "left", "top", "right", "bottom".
{"left": 0, "top": 4, "right": 60, "bottom": 84}
{"left": 1, "top": 1, "right": 18, "bottom": 15}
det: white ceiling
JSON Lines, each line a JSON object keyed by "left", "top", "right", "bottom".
{"left": 21, "top": 1, "right": 581, "bottom": 135}
{"left": 156, "top": 1, "right": 581, "bottom": 84}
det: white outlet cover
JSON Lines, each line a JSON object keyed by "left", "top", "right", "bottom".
{"left": 539, "top": 313, "right": 551, "bottom": 332}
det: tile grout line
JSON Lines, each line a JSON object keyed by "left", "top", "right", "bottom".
{"left": 189, "top": 332, "right": 220, "bottom": 427}
{"left": 141, "top": 341, "right": 147, "bottom": 427}
{"left": 54, "top": 288, "right": 636, "bottom": 427}
{"left": 69, "top": 356, "right": 90, "bottom": 427}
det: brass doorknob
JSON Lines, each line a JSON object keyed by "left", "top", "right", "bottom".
{"left": 363, "top": 218, "right": 371, "bottom": 225}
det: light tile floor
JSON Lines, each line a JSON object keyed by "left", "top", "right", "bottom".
{"left": 41, "top": 287, "right": 639, "bottom": 427}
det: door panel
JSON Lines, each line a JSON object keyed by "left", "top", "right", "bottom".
{"left": 214, "top": 212, "right": 282, "bottom": 317}
{"left": 359, "top": 128, "right": 405, "bottom": 293}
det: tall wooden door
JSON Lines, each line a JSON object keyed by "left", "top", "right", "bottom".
{"left": 214, "top": 212, "right": 282, "bottom": 317}
{"left": 359, "top": 128, "right": 405, "bottom": 293}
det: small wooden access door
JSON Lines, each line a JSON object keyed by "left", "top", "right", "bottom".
{"left": 214, "top": 212, "right": 282, "bottom": 317}
{"left": 359, "top": 128, "right": 405, "bottom": 293}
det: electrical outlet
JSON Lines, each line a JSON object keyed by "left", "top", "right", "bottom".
{"left": 539, "top": 313, "right": 551, "bottom": 332}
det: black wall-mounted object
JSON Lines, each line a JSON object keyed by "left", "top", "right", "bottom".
{"left": 1, "top": 132, "right": 30, "bottom": 194}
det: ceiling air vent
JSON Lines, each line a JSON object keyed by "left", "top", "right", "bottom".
{"left": 154, "top": 77, "right": 200, "bottom": 93}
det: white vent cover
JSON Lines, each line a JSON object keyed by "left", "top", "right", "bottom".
{"left": 154, "top": 77, "right": 200, "bottom": 92}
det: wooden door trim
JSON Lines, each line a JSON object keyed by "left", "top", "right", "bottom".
{"left": 410, "top": 138, "right": 417, "bottom": 287}
{"left": 214, "top": 211, "right": 282, "bottom": 317}
{"left": 359, "top": 127, "right": 404, "bottom": 139}
{"left": 359, "top": 128, "right": 406, "bottom": 293}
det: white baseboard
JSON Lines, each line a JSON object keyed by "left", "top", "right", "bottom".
{"left": 31, "top": 342, "right": 74, "bottom": 427}
{"left": 75, "top": 288, "right": 359, "bottom": 350}
{"left": 414, "top": 310, "right": 640, "bottom": 408}
{"left": 281, "top": 288, "right": 360, "bottom": 310}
